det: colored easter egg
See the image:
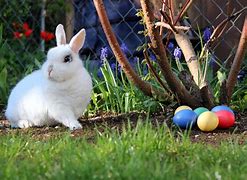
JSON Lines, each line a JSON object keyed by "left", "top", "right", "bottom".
{"left": 197, "top": 111, "right": 219, "bottom": 132}
{"left": 174, "top": 105, "right": 192, "bottom": 115}
{"left": 215, "top": 110, "right": 235, "bottom": 129}
{"left": 194, "top": 107, "right": 209, "bottom": 116}
{"left": 211, "top": 105, "right": 234, "bottom": 115}
{"left": 173, "top": 109, "right": 197, "bottom": 129}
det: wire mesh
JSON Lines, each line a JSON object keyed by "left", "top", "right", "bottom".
{"left": 0, "top": 0, "right": 246, "bottom": 68}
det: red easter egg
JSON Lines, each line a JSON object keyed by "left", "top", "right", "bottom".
{"left": 215, "top": 110, "right": 235, "bottom": 128}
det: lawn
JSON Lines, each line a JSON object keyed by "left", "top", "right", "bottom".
{"left": 0, "top": 2, "right": 246, "bottom": 179}
{"left": 1, "top": 118, "right": 247, "bottom": 180}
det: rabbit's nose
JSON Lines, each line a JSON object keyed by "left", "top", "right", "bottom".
{"left": 48, "top": 65, "right": 53, "bottom": 76}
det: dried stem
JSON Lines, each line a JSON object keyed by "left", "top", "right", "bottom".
{"left": 140, "top": 0, "right": 201, "bottom": 107}
{"left": 93, "top": 0, "right": 169, "bottom": 100}
{"left": 226, "top": 16, "right": 247, "bottom": 102}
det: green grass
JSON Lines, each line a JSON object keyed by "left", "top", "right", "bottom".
{"left": 1, "top": 122, "right": 247, "bottom": 179}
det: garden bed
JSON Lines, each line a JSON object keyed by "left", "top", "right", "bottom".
{"left": 1, "top": 110, "right": 246, "bottom": 145}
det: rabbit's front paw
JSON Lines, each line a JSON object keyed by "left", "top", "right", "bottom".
{"left": 12, "top": 120, "right": 31, "bottom": 128}
{"left": 68, "top": 121, "right": 82, "bottom": 130}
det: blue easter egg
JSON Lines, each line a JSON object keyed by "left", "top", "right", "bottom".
{"left": 211, "top": 105, "right": 234, "bottom": 115}
{"left": 172, "top": 109, "right": 198, "bottom": 129}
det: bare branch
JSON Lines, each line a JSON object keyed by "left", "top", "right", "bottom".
{"left": 209, "top": 7, "right": 247, "bottom": 45}
{"left": 155, "top": 22, "right": 190, "bottom": 32}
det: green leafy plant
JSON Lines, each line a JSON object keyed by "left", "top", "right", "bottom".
{"left": 87, "top": 57, "right": 163, "bottom": 115}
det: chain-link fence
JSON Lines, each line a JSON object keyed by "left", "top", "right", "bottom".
{"left": 0, "top": 0, "right": 246, "bottom": 69}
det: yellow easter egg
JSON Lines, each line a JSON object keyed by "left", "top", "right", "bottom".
{"left": 197, "top": 111, "right": 219, "bottom": 132}
{"left": 174, "top": 105, "right": 192, "bottom": 115}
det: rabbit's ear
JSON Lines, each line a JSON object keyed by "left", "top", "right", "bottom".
{"left": 55, "top": 24, "right": 66, "bottom": 46}
{"left": 69, "top": 29, "right": 86, "bottom": 54}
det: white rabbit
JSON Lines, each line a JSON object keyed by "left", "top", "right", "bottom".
{"left": 5, "top": 24, "right": 92, "bottom": 130}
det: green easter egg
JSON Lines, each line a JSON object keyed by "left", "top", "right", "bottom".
{"left": 194, "top": 107, "right": 209, "bottom": 116}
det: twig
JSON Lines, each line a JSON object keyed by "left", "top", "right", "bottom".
{"left": 159, "top": 10, "right": 178, "bottom": 33}
{"left": 209, "top": 7, "right": 247, "bottom": 45}
{"left": 155, "top": 22, "right": 190, "bottom": 32}
{"left": 199, "top": 7, "right": 246, "bottom": 68}
{"left": 174, "top": 0, "right": 194, "bottom": 25}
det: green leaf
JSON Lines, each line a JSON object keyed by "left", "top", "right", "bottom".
{"left": 217, "top": 71, "right": 226, "bottom": 85}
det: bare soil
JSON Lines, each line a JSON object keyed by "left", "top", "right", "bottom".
{"left": 0, "top": 110, "right": 246, "bottom": 145}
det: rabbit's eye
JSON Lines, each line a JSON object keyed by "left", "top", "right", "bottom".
{"left": 64, "top": 55, "right": 72, "bottom": 63}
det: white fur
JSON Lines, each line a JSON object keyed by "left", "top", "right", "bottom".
{"left": 5, "top": 24, "right": 92, "bottom": 130}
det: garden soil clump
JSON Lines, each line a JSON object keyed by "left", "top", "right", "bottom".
{"left": 0, "top": 110, "right": 246, "bottom": 145}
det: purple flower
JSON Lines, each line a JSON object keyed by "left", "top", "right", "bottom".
{"left": 97, "top": 69, "right": 103, "bottom": 78}
{"left": 133, "top": 57, "right": 139, "bottom": 63}
{"left": 110, "top": 62, "right": 116, "bottom": 71}
{"left": 203, "top": 27, "right": 211, "bottom": 42}
{"left": 237, "top": 74, "right": 244, "bottom": 82}
{"left": 100, "top": 46, "right": 109, "bottom": 61}
{"left": 237, "top": 70, "right": 246, "bottom": 82}
{"left": 120, "top": 43, "right": 129, "bottom": 55}
{"left": 118, "top": 63, "right": 122, "bottom": 71}
{"left": 149, "top": 53, "right": 156, "bottom": 61}
{"left": 143, "top": 65, "right": 148, "bottom": 76}
{"left": 173, "top": 47, "right": 182, "bottom": 60}
{"left": 167, "top": 42, "right": 175, "bottom": 52}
